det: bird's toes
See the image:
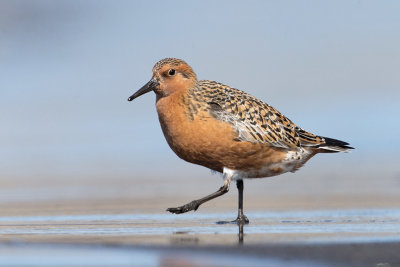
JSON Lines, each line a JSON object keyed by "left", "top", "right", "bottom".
{"left": 235, "top": 215, "right": 250, "bottom": 225}
{"left": 167, "top": 201, "right": 200, "bottom": 214}
{"left": 166, "top": 207, "right": 183, "bottom": 214}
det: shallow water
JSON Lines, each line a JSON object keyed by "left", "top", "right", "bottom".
{"left": 1, "top": 209, "right": 400, "bottom": 243}
{"left": 0, "top": 243, "right": 330, "bottom": 267}
{"left": 1, "top": 209, "right": 400, "bottom": 266}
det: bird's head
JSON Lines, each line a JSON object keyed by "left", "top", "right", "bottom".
{"left": 128, "top": 58, "right": 197, "bottom": 101}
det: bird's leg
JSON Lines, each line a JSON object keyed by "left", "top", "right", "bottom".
{"left": 232, "top": 179, "right": 249, "bottom": 224}
{"left": 167, "top": 178, "right": 230, "bottom": 214}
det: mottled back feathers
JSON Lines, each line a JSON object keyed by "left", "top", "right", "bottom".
{"left": 187, "top": 80, "right": 350, "bottom": 151}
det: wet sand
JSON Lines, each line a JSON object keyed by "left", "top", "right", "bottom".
{"left": 1, "top": 174, "right": 400, "bottom": 266}
{"left": 1, "top": 242, "right": 400, "bottom": 267}
{"left": 2, "top": 209, "right": 400, "bottom": 266}
{"left": 1, "top": 209, "right": 400, "bottom": 245}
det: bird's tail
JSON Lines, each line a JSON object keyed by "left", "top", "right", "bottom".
{"left": 318, "top": 137, "right": 354, "bottom": 152}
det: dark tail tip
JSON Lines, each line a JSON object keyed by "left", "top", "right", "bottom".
{"left": 322, "top": 137, "right": 354, "bottom": 150}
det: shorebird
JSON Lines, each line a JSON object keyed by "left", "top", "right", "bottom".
{"left": 128, "top": 58, "right": 353, "bottom": 224}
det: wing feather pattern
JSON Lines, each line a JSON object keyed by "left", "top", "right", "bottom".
{"left": 188, "top": 80, "right": 352, "bottom": 152}
{"left": 189, "top": 81, "right": 321, "bottom": 148}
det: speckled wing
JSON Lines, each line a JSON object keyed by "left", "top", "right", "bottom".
{"left": 195, "top": 81, "right": 324, "bottom": 149}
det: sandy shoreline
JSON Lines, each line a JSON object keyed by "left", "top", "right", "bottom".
{"left": 1, "top": 174, "right": 399, "bottom": 266}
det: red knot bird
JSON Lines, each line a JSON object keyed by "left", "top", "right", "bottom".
{"left": 128, "top": 58, "right": 353, "bottom": 224}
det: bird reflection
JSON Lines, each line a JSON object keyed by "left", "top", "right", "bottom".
{"left": 216, "top": 219, "right": 246, "bottom": 245}
{"left": 238, "top": 222, "right": 245, "bottom": 244}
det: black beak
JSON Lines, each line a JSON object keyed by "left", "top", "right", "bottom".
{"left": 127, "top": 79, "right": 157, "bottom": 101}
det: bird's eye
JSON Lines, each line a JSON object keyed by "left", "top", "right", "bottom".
{"left": 168, "top": 69, "right": 176, "bottom": 76}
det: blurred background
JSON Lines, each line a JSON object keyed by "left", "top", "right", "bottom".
{"left": 1, "top": 0, "right": 399, "bottom": 211}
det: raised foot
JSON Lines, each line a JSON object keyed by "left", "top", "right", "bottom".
{"left": 166, "top": 200, "right": 200, "bottom": 214}
{"left": 216, "top": 215, "right": 250, "bottom": 225}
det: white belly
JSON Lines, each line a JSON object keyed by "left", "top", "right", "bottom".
{"left": 223, "top": 148, "right": 313, "bottom": 180}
